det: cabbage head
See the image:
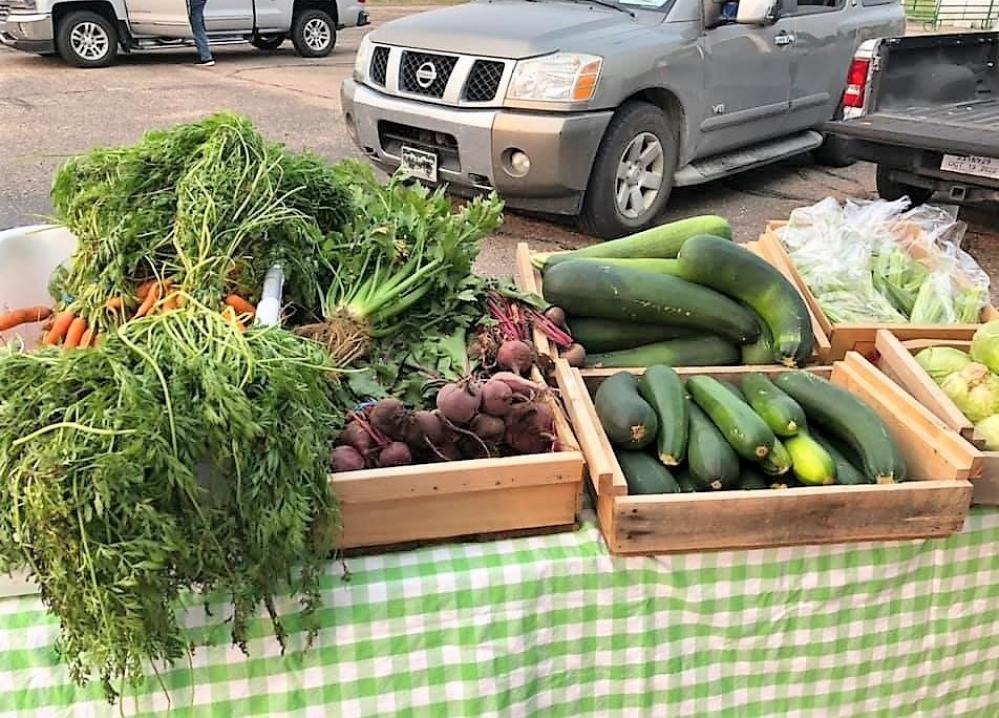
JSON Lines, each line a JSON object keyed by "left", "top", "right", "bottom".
{"left": 970, "top": 320, "right": 999, "bottom": 374}
{"left": 975, "top": 415, "right": 999, "bottom": 451}
{"left": 915, "top": 346, "right": 970, "bottom": 383}
{"left": 942, "top": 363, "right": 999, "bottom": 423}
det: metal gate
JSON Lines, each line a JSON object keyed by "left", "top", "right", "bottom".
{"left": 905, "top": 0, "right": 999, "bottom": 29}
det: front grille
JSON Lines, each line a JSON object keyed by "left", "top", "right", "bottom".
{"left": 464, "top": 60, "right": 504, "bottom": 102}
{"left": 378, "top": 121, "right": 460, "bottom": 173}
{"left": 0, "top": 2, "right": 10, "bottom": 20}
{"left": 369, "top": 46, "right": 389, "bottom": 86}
{"left": 399, "top": 51, "right": 458, "bottom": 98}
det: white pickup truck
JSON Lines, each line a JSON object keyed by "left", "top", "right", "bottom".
{"left": 0, "top": 0, "right": 368, "bottom": 67}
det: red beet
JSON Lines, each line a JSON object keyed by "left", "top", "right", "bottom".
{"left": 496, "top": 340, "right": 534, "bottom": 376}
{"left": 560, "top": 343, "right": 586, "bottom": 368}
{"left": 379, "top": 442, "right": 412, "bottom": 468}
{"left": 368, "top": 399, "right": 409, "bottom": 441}
{"left": 458, "top": 435, "right": 490, "bottom": 460}
{"left": 481, "top": 378, "right": 514, "bottom": 417}
{"left": 436, "top": 382, "right": 482, "bottom": 424}
{"left": 471, "top": 414, "right": 506, "bottom": 443}
{"left": 404, "top": 410, "right": 444, "bottom": 448}
{"left": 543, "top": 305, "right": 567, "bottom": 329}
{"left": 337, "top": 421, "right": 373, "bottom": 454}
{"left": 489, "top": 371, "right": 544, "bottom": 397}
{"left": 532, "top": 402, "right": 555, "bottom": 435}
{"left": 504, "top": 403, "right": 550, "bottom": 455}
{"left": 331, "top": 445, "right": 365, "bottom": 472}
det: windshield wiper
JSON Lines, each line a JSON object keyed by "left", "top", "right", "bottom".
{"left": 572, "top": 0, "right": 636, "bottom": 18}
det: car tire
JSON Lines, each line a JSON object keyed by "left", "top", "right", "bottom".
{"left": 251, "top": 34, "right": 287, "bottom": 51}
{"left": 56, "top": 10, "right": 118, "bottom": 68}
{"left": 579, "top": 102, "right": 677, "bottom": 240}
{"left": 876, "top": 164, "right": 933, "bottom": 205}
{"left": 291, "top": 9, "right": 336, "bottom": 58}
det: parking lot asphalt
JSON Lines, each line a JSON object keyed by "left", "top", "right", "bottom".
{"left": 2, "top": 5, "right": 997, "bottom": 286}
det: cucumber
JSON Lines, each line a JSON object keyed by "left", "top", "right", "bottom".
{"left": 687, "top": 403, "right": 740, "bottom": 490}
{"left": 809, "top": 429, "right": 871, "bottom": 485}
{"left": 543, "top": 261, "right": 759, "bottom": 344}
{"left": 638, "top": 365, "right": 688, "bottom": 466}
{"left": 615, "top": 449, "right": 680, "bottom": 495}
{"left": 741, "top": 373, "right": 806, "bottom": 437}
{"left": 542, "top": 257, "right": 684, "bottom": 276}
{"left": 739, "top": 464, "right": 770, "bottom": 490}
{"left": 677, "top": 235, "right": 815, "bottom": 367}
{"left": 585, "top": 337, "right": 740, "bottom": 368}
{"left": 532, "top": 216, "right": 732, "bottom": 270}
{"left": 566, "top": 317, "right": 695, "bottom": 353}
{"left": 675, "top": 466, "right": 699, "bottom": 493}
{"left": 773, "top": 371, "right": 906, "bottom": 484}
{"left": 594, "top": 372, "right": 658, "bottom": 449}
{"left": 785, "top": 433, "right": 836, "bottom": 486}
{"left": 761, "top": 437, "right": 792, "bottom": 475}
{"left": 687, "top": 375, "right": 776, "bottom": 461}
{"left": 740, "top": 321, "right": 775, "bottom": 365}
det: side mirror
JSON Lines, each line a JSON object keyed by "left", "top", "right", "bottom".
{"left": 737, "top": 0, "right": 778, "bottom": 24}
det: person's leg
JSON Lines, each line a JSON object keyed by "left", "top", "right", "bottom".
{"left": 188, "top": 0, "right": 213, "bottom": 62}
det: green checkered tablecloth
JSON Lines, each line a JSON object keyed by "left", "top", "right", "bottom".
{"left": 1, "top": 508, "right": 998, "bottom": 717}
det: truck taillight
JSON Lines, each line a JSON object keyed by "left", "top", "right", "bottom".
{"left": 843, "top": 58, "right": 871, "bottom": 109}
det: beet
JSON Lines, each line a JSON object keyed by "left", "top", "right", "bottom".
{"left": 543, "top": 305, "right": 567, "bottom": 328}
{"left": 560, "top": 343, "right": 586, "bottom": 368}
{"left": 471, "top": 414, "right": 506, "bottom": 443}
{"left": 369, "top": 398, "right": 409, "bottom": 441}
{"left": 458, "top": 435, "right": 490, "bottom": 460}
{"left": 337, "top": 421, "right": 373, "bottom": 454}
{"left": 496, "top": 340, "right": 534, "bottom": 376}
{"left": 436, "top": 382, "right": 482, "bottom": 424}
{"left": 430, "top": 441, "right": 463, "bottom": 463}
{"left": 481, "top": 379, "right": 514, "bottom": 417}
{"left": 331, "top": 445, "right": 365, "bottom": 473}
{"left": 532, "top": 402, "right": 555, "bottom": 435}
{"left": 378, "top": 442, "right": 412, "bottom": 468}
{"left": 490, "top": 371, "right": 544, "bottom": 397}
{"left": 404, "top": 410, "right": 444, "bottom": 449}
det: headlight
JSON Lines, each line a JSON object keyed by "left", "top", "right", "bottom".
{"left": 354, "top": 35, "right": 373, "bottom": 82}
{"left": 507, "top": 53, "right": 603, "bottom": 103}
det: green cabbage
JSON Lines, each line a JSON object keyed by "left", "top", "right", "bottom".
{"left": 976, "top": 415, "right": 999, "bottom": 451}
{"left": 914, "top": 346, "right": 971, "bottom": 383}
{"left": 941, "top": 363, "right": 999, "bottom": 423}
{"left": 971, "top": 320, "right": 999, "bottom": 374}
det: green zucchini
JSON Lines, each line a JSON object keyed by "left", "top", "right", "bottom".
{"left": 687, "top": 403, "right": 740, "bottom": 490}
{"left": 761, "top": 437, "right": 792, "bottom": 475}
{"left": 532, "top": 216, "right": 732, "bottom": 270}
{"left": 809, "top": 429, "right": 871, "bottom": 485}
{"left": 741, "top": 373, "right": 806, "bottom": 437}
{"left": 739, "top": 464, "right": 770, "bottom": 490}
{"left": 615, "top": 449, "right": 680, "bottom": 495}
{"left": 785, "top": 433, "right": 836, "bottom": 486}
{"left": 677, "top": 235, "right": 815, "bottom": 367}
{"left": 638, "top": 365, "right": 688, "bottom": 466}
{"left": 773, "top": 371, "right": 906, "bottom": 484}
{"left": 675, "top": 466, "right": 699, "bottom": 493}
{"left": 740, "top": 321, "right": 775, "bottom": 365}
{"left": 543, "top": 261, "right": 759, "bottom": 343}
{"left": 585, "top": 337, "right": 740, "bottom": 368}
{"left": 687, "top": 375, "right": 776, "bottom": 461}
{"left": 594, "top": 372, "right": 658, "bottom": 449}
{"left": 566, "top": 317, "right": 695, "bottom": 353}
{"left": 542, "top": 257, "right": 684, "bottom": 276}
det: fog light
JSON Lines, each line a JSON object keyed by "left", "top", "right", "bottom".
{"left": 510, "top": 150, "right": 531, "bottom": 176}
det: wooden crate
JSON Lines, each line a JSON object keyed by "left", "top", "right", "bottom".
{"left": 331, "top": 389, "right": 584, "bottom": 550}
{"left": 555, "top": 355, "right": 974, "bottom": 554}
{"left": 515, "top": 240, "right": 833, "bottom": 365}
{"left": 759, "top": 221, "right": 999, "bottom": 362}
{"left": 875, "top": 330, "right": 999, "bottom": 506}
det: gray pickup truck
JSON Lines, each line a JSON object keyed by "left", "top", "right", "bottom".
{"left": 827, "top": 32, "right": 999, "bottom": 206}
{"left": 342, "top": 0, "right": 904, "bottom": 237}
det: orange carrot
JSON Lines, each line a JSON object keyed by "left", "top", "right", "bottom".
{"left": 224, "top": 295, "right": 256, "bottom": 316}
{"left": 106, "top": 297, "right": 125, "bottom": 312}
{"left": 134, "top": 283, "right": 162, "bottom": 318}
{"left": 221, "top": 306, "right": 245, "bottom": 333}
{"left": 43, "top": 311, "right": 75, "bottom": 345}
{"left": 0, "top": 306, "right": 52, "bottom": 331}
{"left": 161, "top": 294, "right": 180, "bottom": 313}
{"left": 136, "top": 280, "right": 157, "bottom": 300}
{"left": 64, "top": 317, "right": 88, "bottom": 350}
{"left": 79, "top": 328, "right": 96, "bottom": 349}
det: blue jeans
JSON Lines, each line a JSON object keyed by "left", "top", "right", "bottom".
{"left": 188, "top": 0, "right": 212, "bottom": 61}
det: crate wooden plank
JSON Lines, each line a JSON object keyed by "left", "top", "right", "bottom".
{"left": 570, "top": 358, "right": 974, "bottom": 554}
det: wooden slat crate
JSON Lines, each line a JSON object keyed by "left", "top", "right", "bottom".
{"left": 331, "top": 386, "right": 584, "bottom": 550}
{"left": 875, "top": 330, "right": 999, "bottom": 506}
{"left": 555, "top": 355, "right": 975, "bottom": 554}
{"left": 759, "top": 221, "right": 999, "bottom": 362}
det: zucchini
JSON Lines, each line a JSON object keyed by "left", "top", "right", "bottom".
{"left": 616, "top": 449, "right": 680, "bottom": 495}
{"left": 675, "top": 466, "right": 699, "bottom": 493}
{"left": 542, "top": 257, "right": 683, "bottom": 276}
{"left": 809, "top": 429, "right": 871, "bottom": 485}
{"left": 638, "top": 365, "right": 688, "bottom": 465}
{"left": 543, "top": 261, "right": 759, "bottom": 343}
{"left": 687, "top": 375, "right": 776, "bottom": 461}
{"left": 585, "top": 336, "right": 740, "bottom": 368}
{"left": 532, "top": 215, "right": 732, "bottom": 270}
{"left": 785, "top": 433, "right": 836, "bottom": 486}
{"left": 594, "top": 372, "right": 658, "bottom": 449}
{"left": 739, "top": 464, "right": 770, "bottom": 490}
{"left": 761, "top": 437, "right": 792, "bottom": 475}
{"left": 677, "top": 235, "right": 815, "bottom": 367}
{"left": 740, "top": 321, "right": 775, "bottom": 365}
{"left": 566, "top": 317, "right": 695, "bottom": 353}
{"left": 740, "top": 373, "right": 806, "bottom": 437}
{"left": 773, "top": 371, "right": 906, "bottom": 484}
{"left": 687, "top": 403, "right": 740, "bottom": 490}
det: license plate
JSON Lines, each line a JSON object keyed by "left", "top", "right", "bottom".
{"left": 940, "top": 153, "right": 999, "bottom": 180}
{"left": 400, "top": 146, "right": 438, "bottom": 183}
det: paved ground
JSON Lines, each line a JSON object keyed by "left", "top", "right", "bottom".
{"left": 2, "top": 5, "right": 997, "bottom": 283}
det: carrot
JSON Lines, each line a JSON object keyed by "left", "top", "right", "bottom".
{"left": 64, "top": 317, "right": 88, "bottom": 350}
{"left": 225, "top": 295, "right": 256, "bottom": 316}
{"left": 221, "top": 306, "right": 245, "bottom": 333}
{"left": 44, "top": 311, "right": 75, "bottom": 345}
{"left": 161, "top": 294, "right": 180, "bottom": 313}
{"left": 106, "top": 297, "right": 125, "bottom": 312}
{"left": 0, "top": 306, "right": 52, "bottom": 331}
{"left": 134, "top": 283, "right": 162, "bottom": 318}
{"left": 136, "top": 281, "right": 157, "bottom": 300}
{"left": 79, "top": 328, "right": 96, "bottom": 349}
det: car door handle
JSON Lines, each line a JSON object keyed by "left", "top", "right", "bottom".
{"left": 775, "top": 32, "right": 796, "bottom": 47}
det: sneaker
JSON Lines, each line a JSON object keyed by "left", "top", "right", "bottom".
{"left": 195, "top": 59, "right": 215, "bottom": 67}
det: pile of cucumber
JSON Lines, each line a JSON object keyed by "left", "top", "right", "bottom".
{"left": 594, "top": 365, "right": 907, "bottom": 494}
{"left": 535, "top": 216, "right": 815, "bottom": 368}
